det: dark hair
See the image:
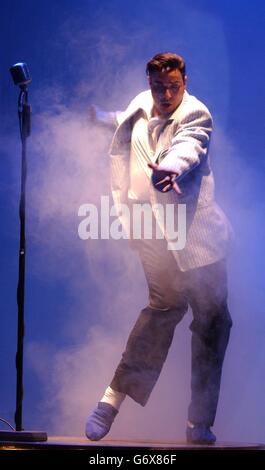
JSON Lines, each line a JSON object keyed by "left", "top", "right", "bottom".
{"left": 146, "top": 52, "right": 186, "bottom": 80}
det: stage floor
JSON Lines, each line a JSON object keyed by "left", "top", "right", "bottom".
{"left": 0, "top": 435, "right": 265, "bottom": 450}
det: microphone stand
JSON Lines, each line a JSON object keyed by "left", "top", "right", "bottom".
{"left": 0, "top": 83, "right": 47, "bottom": 443}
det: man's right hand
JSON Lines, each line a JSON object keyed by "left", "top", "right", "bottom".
{"left": 88, "top": 105, "right": 118, "bottom": 128}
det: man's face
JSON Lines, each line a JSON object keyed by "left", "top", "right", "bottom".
{"left": 149, "top": 68, "right": 186, "bottom": 117}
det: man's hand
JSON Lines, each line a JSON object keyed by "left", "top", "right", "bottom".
{"left": 88, "top": 105, "right": 117, "bottom": 127}
{"left": 148, "top": 162, "right": 182, "bottom": 194}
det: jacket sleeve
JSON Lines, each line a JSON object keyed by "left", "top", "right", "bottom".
{"left": 156, "top": 108, "right": 213, "bottom": 181}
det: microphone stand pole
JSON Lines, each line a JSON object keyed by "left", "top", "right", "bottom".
{"left": 0, "top": 84, "right": 47, "bottom": 443}
{"left": 15, "top": 85, "right": 30, "bottom": 432}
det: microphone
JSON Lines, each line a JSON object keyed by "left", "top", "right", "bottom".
{"left": 9, "top": 63, "right": 32, "bottom": 137}
{"left": 9, "top": 62, "right": 32, "bottom": 88}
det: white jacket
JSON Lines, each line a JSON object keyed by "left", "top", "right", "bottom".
{"left": 109, "top": 90, "right": 233, "bottom": 271}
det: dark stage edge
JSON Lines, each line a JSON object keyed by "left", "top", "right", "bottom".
{"left": 0, "top": 436, "right": 265, "bottom": 450}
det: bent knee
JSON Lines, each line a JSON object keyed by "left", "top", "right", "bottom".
{"left": 148, "top": 299, "right": 188, "bottom": 315}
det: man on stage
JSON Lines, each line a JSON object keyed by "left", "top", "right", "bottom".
{"left": 86, "top": 52, "right": 233, "bottom": 444}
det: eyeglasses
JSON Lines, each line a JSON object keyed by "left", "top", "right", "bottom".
{"left": 150, "top": 83, "right": 182, "bottom": 92}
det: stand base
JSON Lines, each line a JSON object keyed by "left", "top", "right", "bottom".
{"left": 0, "top": 430, "right": 47, "bottom": 442}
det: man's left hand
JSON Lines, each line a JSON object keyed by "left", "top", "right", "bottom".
{"left": 148, "top": 162, "right": 182, "bottom": 194}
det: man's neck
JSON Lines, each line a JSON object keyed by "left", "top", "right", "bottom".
{"left": 151, "top": 105, "right": 172, "bottom": 119}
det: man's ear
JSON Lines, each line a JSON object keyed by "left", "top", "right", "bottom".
{"left": 184, "top": 75, "right": 188, "bottom": 88}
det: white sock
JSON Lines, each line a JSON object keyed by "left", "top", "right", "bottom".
{"left": 100, "top": 386, "right": 126, "bottom": 411}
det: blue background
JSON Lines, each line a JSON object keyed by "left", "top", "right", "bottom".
{"left": 0, "top": 0, "right": 265, "bottom": 442}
